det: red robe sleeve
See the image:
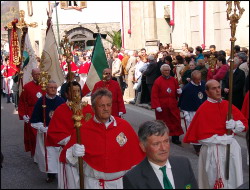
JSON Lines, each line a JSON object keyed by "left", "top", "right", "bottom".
{"left": 151, "top": 77, "right": 161, "bottom": 109}
{"left": 18, "top": 87, "right": 27, "bottom": 120}
{"left": 241, "top": 91, "right": 249, "bottom": 120}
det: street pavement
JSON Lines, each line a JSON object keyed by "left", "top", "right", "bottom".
{"left": 1, "top": 95, "right": 249, "bottom": 189}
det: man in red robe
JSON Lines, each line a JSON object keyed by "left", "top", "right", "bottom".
{"left": 60, "top": 88, "right": 145, "bottom": 189}
{"left": 60, "top": 55, "right": 78, "bottom": 75}
{"left": 2, "top": 56, "right": 17, "bottom": 103}
{"left": 78, "top": 56, "right": 91, "bottom": 88}
{"left": 183, "top": 79, "right": 248, "bottom": 189}
{"left": 151, "top": 64, "right": 183, "bottom": 144}
{"left": 92, "top": 68, "right": 126, "bottom": 117}
{"left": 46, "top": 81, "right": 94, "bottom": 188}
{"left": 18, "top": 68, "right": 43, "bottom": 157}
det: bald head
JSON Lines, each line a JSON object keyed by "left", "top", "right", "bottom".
{"left": 103, "top": 68, "right": 112, "bottom": 81}
{"left": 205, "top": 79, "right": 221, "bottom": 101}
{"left": 32, "top": 68, "right": 41, "bottom": 82}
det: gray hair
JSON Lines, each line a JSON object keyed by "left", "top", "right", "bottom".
{"left": 46, "top": 80, "right": 57, "bottom": 87}
{"left": 234, "top": 56, "right": 240, "bottom": 65}
{"left": 138, "top": 120, "right": 169, "bottom": 144}
{"left": 91, "top": 88, "right": 112, "bottom": 108}
{"left": 191, "top": 70, "right": 201, "bottom": 80}
{"left": 160, "top": 64, "right": 171, "bottom": 72}
{"left": 237, "top": 52, "right": 248, "bottom": 62}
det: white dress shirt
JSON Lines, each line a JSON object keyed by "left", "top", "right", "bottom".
{"left": 149, "top": 160, "right": 175, "bottom": 189}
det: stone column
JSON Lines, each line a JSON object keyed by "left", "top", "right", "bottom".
{"left": 143, "top": 1, "right": 159, "bottom": 53}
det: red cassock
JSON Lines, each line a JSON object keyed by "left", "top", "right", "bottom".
{"left": 60, "top": 61, "right": 78, "bottom": 73}
{"left": 151, "top": 76, "right": 183, "bottom": 136}
{"left": 46, "top": 103, "right": 94, "bottom": 147}
{"left": 241, "top": 91, "right": 249, "bottom": 120}
{"left": 92, "top": 80, "right": 126, "bottom": 117}
{"left": 183, "top": 100, "right": 249, "bottom": 144}
{"left": 60, "top": 117, "right": 145, "bottom": 173}
{"left": 78, "top": 61, "right": 91, "bottom": 74}
{"left": 18, "top": 81, "right": 43, "bottom": 156}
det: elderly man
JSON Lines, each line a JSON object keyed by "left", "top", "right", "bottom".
{"left": 92, "top": 68, "right": 126, "bottom": 117}
{"left": 60, "top": 88, "right": 145, "bottom": 188}
{"left": 30, "top": 80, "right": 65, "bottom": 182}
{"left": 179, "top": 70, "right": 207, "bottom": 155}
{"left": 143, "top": 54, "right": 158, "bottom": 99}
{"left": 18, "top": 68, "right": 43, "bottom": 157}
{"left": 125, "top": 50, "right": 138, "bottom": 100}
{"left": 222, "top": 56, "right": 246, "bottom": 110}
{"left": 151, "top": 64, "right": 183, "bottom": 145}
{"left": 183, "top": 79, "right": 248, "bottom": 189}
{"left": 237, "top": 52, "right": 248, "bottom": 78}
{"left": 123, "top": 120, "right": 198, "bottom": 189}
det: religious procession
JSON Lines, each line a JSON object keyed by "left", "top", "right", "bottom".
{"left": 1, "top": 1, "right": 249, "bottom": 189}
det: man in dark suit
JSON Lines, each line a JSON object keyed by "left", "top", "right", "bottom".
{"left": 143, "top": 55, "right": 158, "bottom": 99}
{"left": 123, "top": 120, "right": 198, "bottom": 189}
{"left": 222, "top": 56, "right": 246, "bottom": 110}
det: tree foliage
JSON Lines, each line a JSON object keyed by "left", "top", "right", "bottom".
{"left": 105, "top": 30, "right": 122, "bottom": 49}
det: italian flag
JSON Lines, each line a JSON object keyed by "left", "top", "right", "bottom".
{"left": 82, "top": 34, "right": 109, "bottom": 96}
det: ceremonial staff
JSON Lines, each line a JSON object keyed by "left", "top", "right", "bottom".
{"left": 225, "top": 1, "right": 244, "bottom": 180}
{"left": 38, "top": 54, "right": 51, "bottom": 172}
{"left": 60, "top": 33, "right": 85, "bottom": 189}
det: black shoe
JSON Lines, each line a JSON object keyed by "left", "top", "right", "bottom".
{"left": 172, "top": 136, "right": 182, "bottom": 145}
{"left": 193, "top": 145, "right": 202, "bottom": 156}
{"left": 46, "top": 173, "right": 56, "bottom": 183}
{"left": 172, "top": 139, "right": 182, "bottom": 145}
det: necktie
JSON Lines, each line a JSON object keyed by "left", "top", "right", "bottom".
{"left": 159, "top": 166, "right": 173, "bottom": 189}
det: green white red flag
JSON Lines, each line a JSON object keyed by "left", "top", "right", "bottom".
{"left": 82, "top": 33, "right": 109, "bottom": 96}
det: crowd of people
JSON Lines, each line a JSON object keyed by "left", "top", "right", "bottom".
{"left": 1, "top": 41, "right": 249, "bottom": 189}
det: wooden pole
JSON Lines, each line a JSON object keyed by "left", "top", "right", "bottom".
{"left": 60, "top": 33, "right": 84, "bottom": 189}
{"left": 225, "top": 1, "right": 245, "bottom": 180}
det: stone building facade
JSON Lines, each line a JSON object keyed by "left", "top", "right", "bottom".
{"left": 122, "top": 1, "right": 249, "bottom": 52}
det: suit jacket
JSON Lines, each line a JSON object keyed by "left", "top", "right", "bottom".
{"left": 222, "top": 68, "right": 245, "bottom": 109}
{"left": 143, "top": 61, "right": 158, "bottom": 85}
{"left": 123, "top": 156, "right": 198, "bottom": 189}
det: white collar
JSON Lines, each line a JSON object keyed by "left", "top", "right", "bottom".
{"left": 191, "top": 81, "right": 201, "bottom": 86}
{"left": 207, "top": 97, "right": 223, "bottom": 103}
{"left": 93, "top": 115, "right": 117, "bottom": 128}
{"left": 149, "top": 159, "right": 172, "bottom": 170}
{"left": 46, "top": 94, "right": 56, "bottom": 99}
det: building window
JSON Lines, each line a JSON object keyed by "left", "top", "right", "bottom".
{"left": 60, "top": 1, "right": 87, "bottom": 9}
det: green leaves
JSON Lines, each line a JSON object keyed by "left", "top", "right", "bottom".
{"left": 106, "top": 30, "right": 122, "bottom": 49}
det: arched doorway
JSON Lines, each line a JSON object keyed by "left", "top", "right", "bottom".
{"left": 67, "top": 26, "right": 95, "bottom": 51}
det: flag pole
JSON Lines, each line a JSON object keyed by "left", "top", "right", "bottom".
{"left": 55, "top": 1, "right": 61, "bottom": 55}
{"left": 225, "top": 1, "right": 245, "bottom": 180}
